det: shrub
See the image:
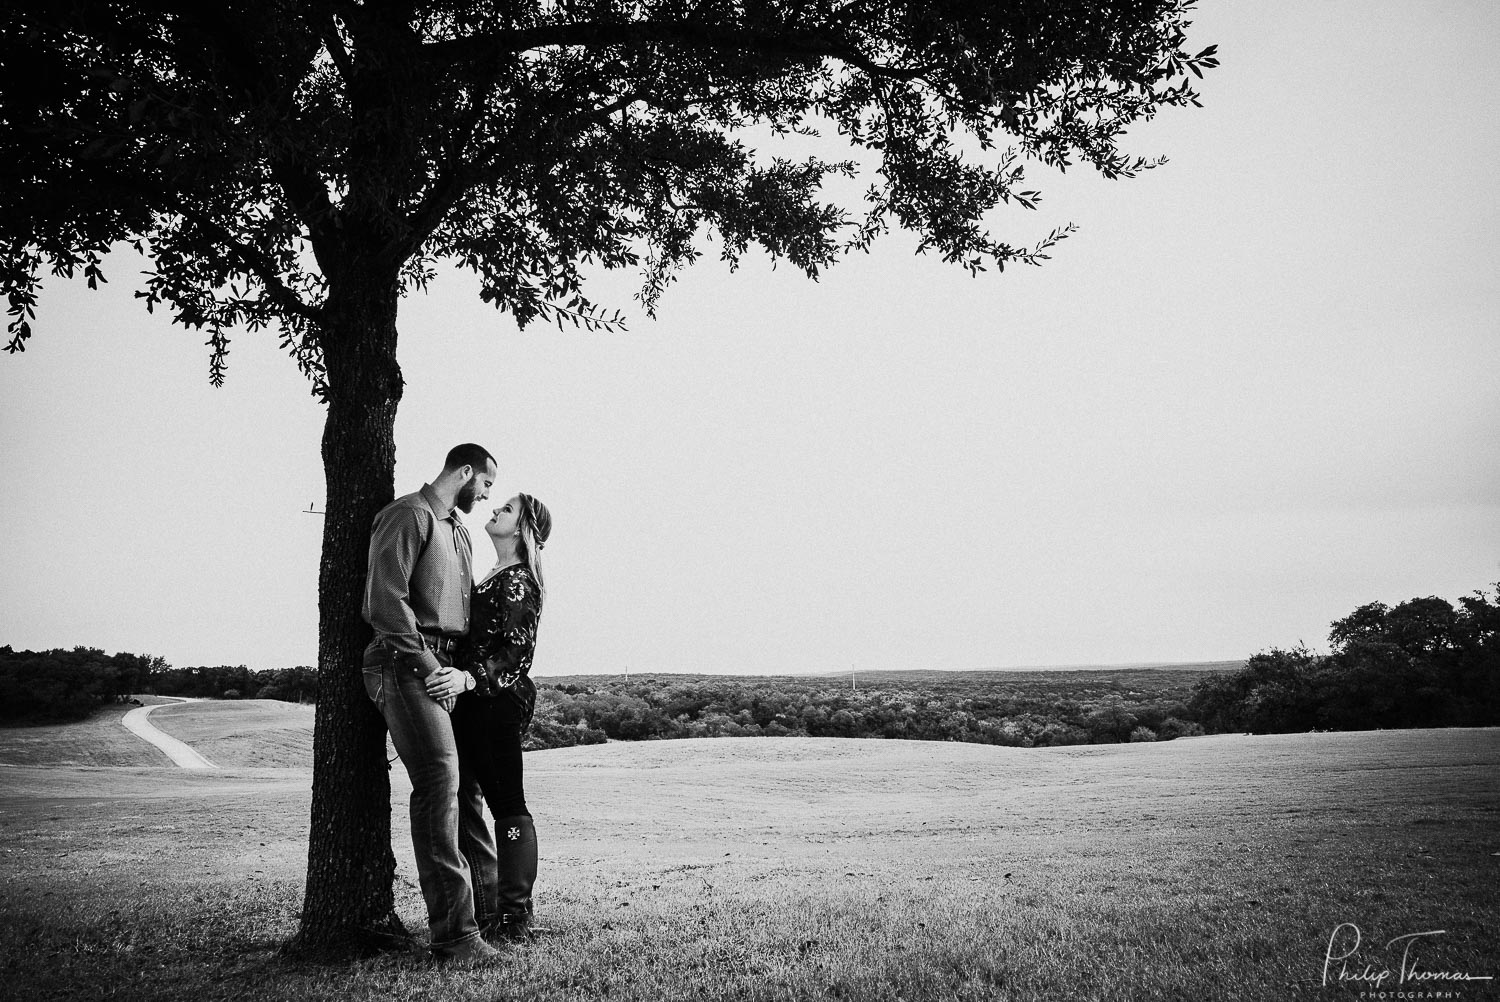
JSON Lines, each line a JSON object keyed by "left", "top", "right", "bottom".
{"left": 524, "top": 718, "right": 607, "bottom": 751}
{"left": 1157, "top": 717, "right": 1204, "bottom": 740}
{"left": 1035, "top": 721, "right": 1092, "bottom": 746}
{"left": 1085, "top": 701, "right": 1139, "bottom": 743}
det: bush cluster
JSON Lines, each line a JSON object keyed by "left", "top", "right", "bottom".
{"left": 1189, "top": 586, "right": 1500, "bottom": 734}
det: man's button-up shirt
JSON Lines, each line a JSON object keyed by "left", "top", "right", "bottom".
{"left": 362, "top": 484, "right": 473, "bottom": 677}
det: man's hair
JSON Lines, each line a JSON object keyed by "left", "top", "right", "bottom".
{"left": 443, "top": 443, "right": 495, "bottom": 474}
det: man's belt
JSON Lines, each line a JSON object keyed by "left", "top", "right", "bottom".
{"left": 419, "top": 632, "right": 460, "bottom": 657}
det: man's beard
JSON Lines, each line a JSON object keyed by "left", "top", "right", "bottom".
{"left": 455, "top": 479, "right": 478, "bottom": 513}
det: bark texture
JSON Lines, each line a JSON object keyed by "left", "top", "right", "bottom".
{"left": 292, "top": 278, "right": 407, "bottom": 952}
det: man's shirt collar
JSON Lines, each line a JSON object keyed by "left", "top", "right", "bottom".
{"left": 419, "top": 483, "right": 455, "bottom": 520}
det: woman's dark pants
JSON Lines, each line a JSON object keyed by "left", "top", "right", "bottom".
{"left": 453, "top": 688, "right": 537, "bottom": 929}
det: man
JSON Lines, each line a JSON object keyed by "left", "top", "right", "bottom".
{"left": 362, "top": 443, "right": 499, "bottom": 961}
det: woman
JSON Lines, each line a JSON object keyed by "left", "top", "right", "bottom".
{"left": 452, "top": 492, "right": 553, "bottom": 940}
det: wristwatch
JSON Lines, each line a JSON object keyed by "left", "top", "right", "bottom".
{"left": 461, "top": 670, "right": 475, "bottom": 693}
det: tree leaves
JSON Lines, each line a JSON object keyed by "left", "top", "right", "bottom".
{"left": 1, "top": 1, "right": 1218, "bottom": 385}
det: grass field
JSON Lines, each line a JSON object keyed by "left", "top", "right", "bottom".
{"left": 148, "top": 699, "right": 316, "bottom": 768}
{"left": 0, "top": 700, "right": 174, "bottom": 767}
{"left": 0, "top": 700, "right": 1496, "bottom": 1001}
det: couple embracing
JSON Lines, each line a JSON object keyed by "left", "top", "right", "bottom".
{"left": 361, "top": 443, "right": 554, "bottom": 961}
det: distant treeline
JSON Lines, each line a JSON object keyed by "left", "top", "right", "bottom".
{"left": 0, "top": 647, "right": 162, "bottom": 722}
{"left": 5, "top": 585, "right": 1495, "bottom": 741}
{"left": 145, "top": 664, "right": 319, "bottom": 703}
{"left": 520, "top": 586, "right": 1499, "bottom": 747}
{"left": 520, "top": 668, "right": 1213, "bottom": 750}
{"left": 0, "top": 646, "right": 316, "bottom": 722}
{"left": 1187, "top": 586, "right": 1499, "bottom": 734}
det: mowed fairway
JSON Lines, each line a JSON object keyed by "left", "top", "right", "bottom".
{"left": 148, "top": 699, "right": 317, "bottom": 768}
{"left": 0, "top": 699, "right": 1496, "bottom": 1002}
{"left": 0, "top": 699, "right": 178, "bottom": 767}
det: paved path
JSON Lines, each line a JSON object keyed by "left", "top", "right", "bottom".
{"left": 120, "top": 697, "right": 218, "bottom": 769}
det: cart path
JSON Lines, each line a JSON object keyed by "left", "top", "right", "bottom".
{"left": 120, "top": 697, "right": 218, "bottom": 769}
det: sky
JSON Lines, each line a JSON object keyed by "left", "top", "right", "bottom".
{"left": 2, "top": 1, "right": 1497, "bottom": 677}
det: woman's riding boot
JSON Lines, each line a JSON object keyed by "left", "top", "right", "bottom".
{"left": 488, "top": 814, "right": 539, "bottom": 939}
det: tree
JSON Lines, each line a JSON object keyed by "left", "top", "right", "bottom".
{"left": 1, "top": 1, "right": 1217, "bottom": 951}
{"left": 0, "top": 646, "right": 166, "bottom": 721}
{"left": 1084, "top": 698, "right": 1138, "bottom": 742}
{"left": 1188, "top": 586, "right": 1500, "bottom": 734}
{"left": 1449, "top": 586, "right": 1500, "bottom": 724}
{"left": 1330, "top": 597, "right": 1460, "bottom": 659}
{"left": 1237, "top": 646, "right": 1321, "bottom": 733}
{"left": 1328, "top": 601, "right": 1391, "bottom": 649}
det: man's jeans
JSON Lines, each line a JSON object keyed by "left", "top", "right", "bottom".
{"left": 363, "top": 641, "right": 496, "bottom": 950}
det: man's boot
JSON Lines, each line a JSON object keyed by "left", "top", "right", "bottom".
{"left": 487, "top": 814, "right": 540, "bottom": 940}
{"left": 432, "top": 935, "right": 501, "bottom": 963}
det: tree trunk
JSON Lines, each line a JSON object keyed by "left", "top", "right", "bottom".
{"left": 290, "top": 274, "right": 406, "bottom": 954}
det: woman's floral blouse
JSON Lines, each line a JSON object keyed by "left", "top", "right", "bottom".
{"left": 458, "top": 564, "right": 540, "bottom": 727}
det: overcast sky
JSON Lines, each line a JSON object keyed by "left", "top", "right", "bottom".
{"left": 2, "top": 0, "right": 1497, "bottom": 676}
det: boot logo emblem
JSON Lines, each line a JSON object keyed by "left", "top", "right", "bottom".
{"left": 507, "top": 826, "right": 521, "bottom": 840}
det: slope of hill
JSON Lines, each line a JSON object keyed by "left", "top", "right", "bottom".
{"left": 0, "top": 701, "right": 170, "bottom": 767}
{"left": 147, "top": 698, "right": 316, "bottom": 768}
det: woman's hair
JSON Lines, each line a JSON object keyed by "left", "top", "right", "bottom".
{"left": 516, "top": 493, "right": 552, "bottom": 609}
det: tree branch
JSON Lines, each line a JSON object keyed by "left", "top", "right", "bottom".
{"left": 400, "top": 169, "right": 467, "bottom": 261}
{"left": 318, "top": 13, "right": 357, "bottom": 85}
{"left": 270, "top": 158, "right": 339, "bottom": 248}
{"left": 166, "top": 199, "right": 322, "bottom": 324}
{"left": 435, "top": 86, "right": 719, "bottom": 214}
{"left": 422, "top": 19, "right": 933, "bottom": 83}
{"left": 60, "top": 153, "right": 321, "bottom": 322}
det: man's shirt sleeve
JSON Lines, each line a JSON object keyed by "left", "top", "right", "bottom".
{"left": 363, "top": 505, "right": 443, "bottom": 678}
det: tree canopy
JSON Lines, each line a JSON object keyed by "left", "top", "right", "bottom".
{"left": 1, "top": 0, "right": 1218, "bottom": 951}
{"left": 3, "top": 0, "right": 1216, "bottom": 378}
